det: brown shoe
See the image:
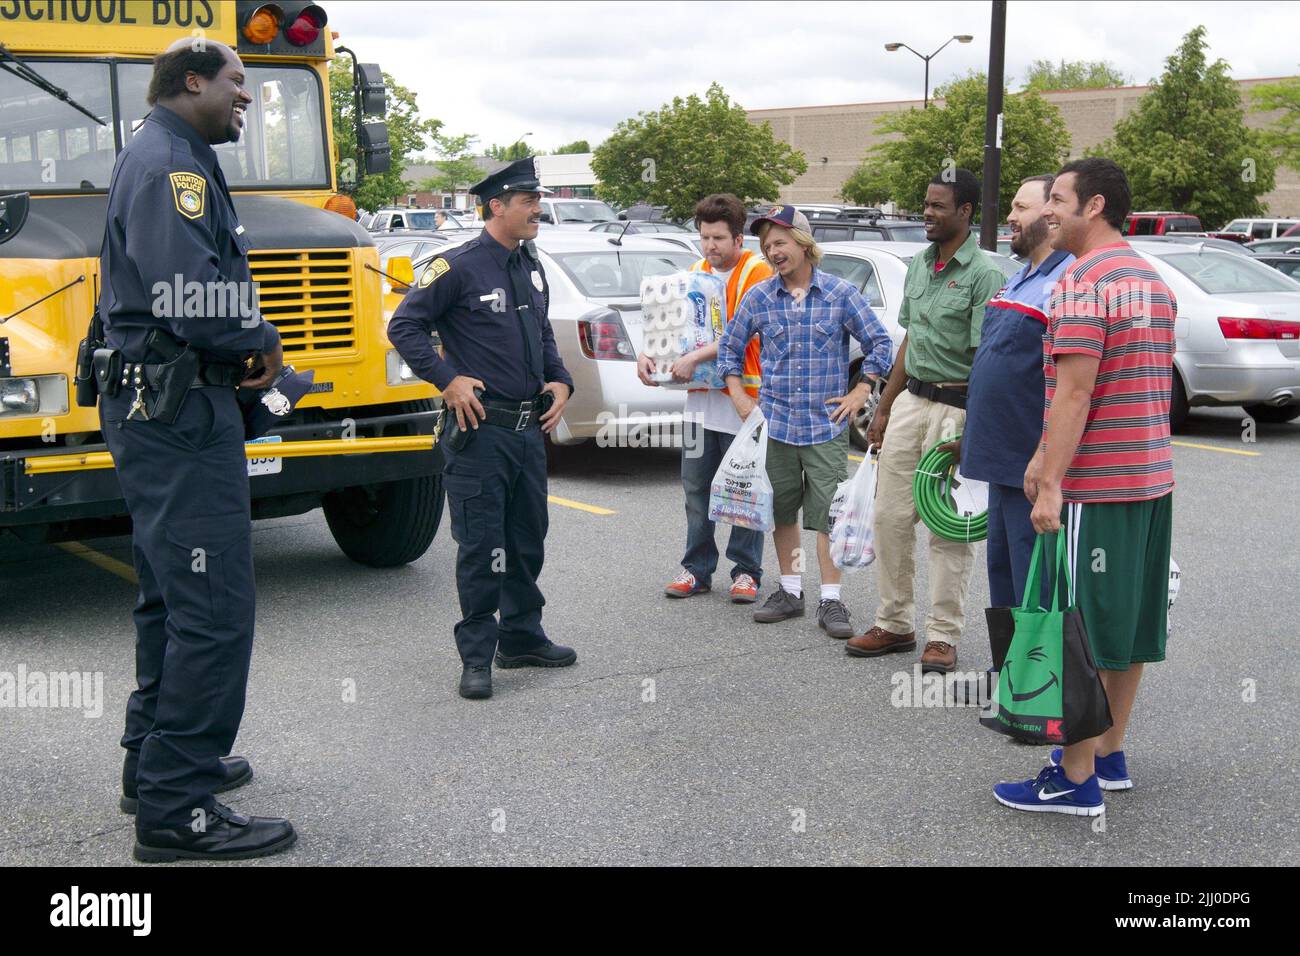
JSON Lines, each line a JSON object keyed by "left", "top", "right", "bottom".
{"left": 920, "top": 641, "right": 957, "bottom": 674}
{"left": 846, "top": 626, "right": 916, "bottom": 657}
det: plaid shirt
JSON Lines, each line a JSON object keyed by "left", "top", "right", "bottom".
{"left": 717, "top": 268, "right": 892, "bottom": 446}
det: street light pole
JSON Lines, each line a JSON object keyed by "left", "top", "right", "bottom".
{"left": 885, "top": 34, "right": 974, "bottom": 108}
{"left": 979, "top": 2, "right": 1008, "bottom": 251}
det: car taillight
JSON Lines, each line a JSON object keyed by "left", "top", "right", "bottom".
{"left": 577, "top": 310, "right": 635, "bottom": 360}
{"left": 1218, "top": 317, "right": 1300, "bottom": 340}
{"left": 285, "top": 4, "right": 327, "bottom": 46}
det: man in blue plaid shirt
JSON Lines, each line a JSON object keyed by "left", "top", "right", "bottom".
{"left": 717, "top": 206, "right": 892, "bottom": 637}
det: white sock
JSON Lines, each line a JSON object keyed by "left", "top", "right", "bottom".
{"left": 780, "top": 574, "right": 802, "bottom": 598}
{"left": 821, "top": 583, "right": 842, "bottom": 602}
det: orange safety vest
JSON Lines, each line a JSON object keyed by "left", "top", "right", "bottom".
{"left": 690, "top": 250, "right": 770, "bottom": 398}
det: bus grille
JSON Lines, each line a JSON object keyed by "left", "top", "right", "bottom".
{"left": 248, "top": 249, "right": 356, "bottom": 356}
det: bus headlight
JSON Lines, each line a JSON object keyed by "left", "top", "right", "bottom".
{"left": 0, "top": 375, "right": 68, "bottom": 418}
{"left": 385, "top": 349, "right": 420, "bottom": 386}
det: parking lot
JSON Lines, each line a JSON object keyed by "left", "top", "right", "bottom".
{"left": 2, "top": 406, "right": 1297, "bottom": 866}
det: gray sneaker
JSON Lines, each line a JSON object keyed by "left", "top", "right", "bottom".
{"left": 753, "top": 588, "right": 805, "bottom": 623}
{"left": 817, "top": 599, "right": 854, "bottom": 639}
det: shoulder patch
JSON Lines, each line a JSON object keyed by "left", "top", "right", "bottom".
{"left": 419, "top": 257, "right": 451, "bottom": 287}
{"left": 168, "top": 172, "right": 206, "bottom": 220}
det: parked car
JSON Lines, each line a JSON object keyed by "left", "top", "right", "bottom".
{"left": 368, "top": 208, "right": 476, "bottom": 232}
{"left": 1244, "top": 238, "right": 1300, "bottom": 255}
{"left": 1213, "top": 218, "right": 1300, "bottom": 243}
{"left": 590, "top": 221, "right": 691, "bottom": 235}
{"left": 1128, "top": 234, "right": 1253, "bottom": 255}
{"left": 816, "top": 240, "right": 1021, "bottom": 447}
{"left": 398, "top": 233, "right": 700, "bottom": 447}
{"left": 1124, "top": 239, "right": 1300, "bottom": 427}
{"left": 374, "top": 230, "right": 475, "bottom": 280}
{"left": 1248, "top": 254, "right": 1300, "bottom": 281}
{"left": 1123, "top": 211, "right": 1204, "bottom": 236}
{"left": 616, "top": 203, "right": 669, "bottom": 221}
{"left": 538, "top": 198, "right": 618, "bottom": 228}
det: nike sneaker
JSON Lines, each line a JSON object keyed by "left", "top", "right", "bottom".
{"left": 1049, "top": 748, "right": 1132, "bottom": 791}
{"left": 993, "top": 764, "right": 1104, "bottom": 816}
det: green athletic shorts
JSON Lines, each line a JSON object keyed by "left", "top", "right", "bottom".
{"left": 1064, "top": 493, "right": 1173, "bottom": 670}
{"left": 766, "top": 429, "right": 849, "bottom": 533}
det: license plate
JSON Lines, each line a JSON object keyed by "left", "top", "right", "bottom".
{"left": 247, "top": 435, "right": 283, "bottom": 477}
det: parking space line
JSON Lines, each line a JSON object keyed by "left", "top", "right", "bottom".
{"left": 848, "top": 454, "right": 864, "bottom": 463}
{"left": 56, "top": 541, "right": 138, "bottom": 584}
{"left": 547, "top": 495, "right": 616, "bottom": 516}
{"left": 1170, "top": 440, "right": 1260, "bottom": 458}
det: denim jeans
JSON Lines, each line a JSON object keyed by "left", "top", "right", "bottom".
{"left": 680, "top": 421, "right": 764, "bottom": 588}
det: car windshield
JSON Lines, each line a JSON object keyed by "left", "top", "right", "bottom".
{"left": 400, "top": 211, "right": 462, "bottom": 229}
{"left": 1160, "top": 252, "right": 1298, "bottom": 293}
{"left": 552, "top": 201, "right": 616, "bottom": 223}
{"left": 1223, "top": 220, "right": 1249, "bottom": 233}
{"left": 888, "top": 225, "right": 928, "bottom": 242}
{"left": 549, "top": 250, "right": 698, "bottom": 297}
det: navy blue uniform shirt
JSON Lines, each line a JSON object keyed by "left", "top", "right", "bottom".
{"left": 99, "top": 105, "right": 279, "bottom": 363}
{"left": 386, "top": 230, "right": 573, "bottom": 402}
{"left": 962, "top": 249, "right": 1073, "bottom": 488}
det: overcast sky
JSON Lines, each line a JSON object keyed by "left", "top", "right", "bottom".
{"left": 328, "top": 0, "right": 1299, "bottom": 157}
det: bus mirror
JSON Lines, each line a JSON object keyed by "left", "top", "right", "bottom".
{"left": 357, "top": 63, "right": 386, "bottom": 116}
{"left": 359, "top": 122, "right": 390, "bottom": 175}
{"left": 0, "top": 192, "right": 30, "bottom": 246}
{"left": 387, "top": 256, "right": 415, "bottom": 290}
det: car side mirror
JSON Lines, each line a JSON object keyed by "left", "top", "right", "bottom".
{"left": 0, "top": 192, "right": 30, "bottom": 245}
{"left": 387, "top": 255, "right": 414, "bottom": 293}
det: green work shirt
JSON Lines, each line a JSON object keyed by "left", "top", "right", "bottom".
{"left": 898, "top": 231, "right": 1005, "bottom": 384}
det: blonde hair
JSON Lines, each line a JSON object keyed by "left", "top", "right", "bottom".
{"left": 757, "top": 221, "right": 822, "bottom": 267}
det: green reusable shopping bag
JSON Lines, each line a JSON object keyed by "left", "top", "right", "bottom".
{"left": 980, "top": 529, "right": 1113, "bottom": 745}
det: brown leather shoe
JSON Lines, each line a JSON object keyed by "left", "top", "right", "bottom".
{"left": 920, "top": 641, "right": 957, "bottom": 674}
{"left": 846, "top": 626, "right": 916, "bottom": 657}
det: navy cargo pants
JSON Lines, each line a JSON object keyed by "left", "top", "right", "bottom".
{"left": 439, "top": 422, "right": 550, "bottom": 667}
{"left": 100, "top": 385, "right": 255, "bottom": 830}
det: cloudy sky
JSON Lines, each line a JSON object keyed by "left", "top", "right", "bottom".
{"left": 327, "top": 0, "right": 1299, "bottom": 156}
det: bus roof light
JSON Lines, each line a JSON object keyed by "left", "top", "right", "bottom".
{"left": 285, "top": 5, "right": 328, "bottom": 46}
{"left": 241, "top": 3, "right": 284, "bottom": 44}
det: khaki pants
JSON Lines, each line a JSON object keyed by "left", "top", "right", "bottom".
{"left": 872, "top": 388, "right": 975, "bottom": 644}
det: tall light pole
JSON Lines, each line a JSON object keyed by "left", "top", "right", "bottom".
{"left": 979, "top": 3, "right": 1007, "bottom": 251}
{"left": 884, "top": 34, "right": 974, "bottom": 108}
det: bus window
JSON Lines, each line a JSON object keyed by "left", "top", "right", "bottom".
{"left": 0, "top": 59, "right": 113, "bottom": 190}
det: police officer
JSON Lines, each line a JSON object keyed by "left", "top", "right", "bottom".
{"left": 388, "top": 158, "right": 577, "bottom": 700}
{"left": 97, "top": 38, "right": 295, "bottom": 861}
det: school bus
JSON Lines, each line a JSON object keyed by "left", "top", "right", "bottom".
{"left": 0, "top": 1, "right": 446, "bottom": 567}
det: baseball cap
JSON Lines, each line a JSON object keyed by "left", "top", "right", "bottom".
{"left": 750, "top": 204, "right": 811, "bottom": 236}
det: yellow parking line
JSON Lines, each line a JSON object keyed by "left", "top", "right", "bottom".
{"left": 547, "top": 495, "right": 616, "bottom": 516}
{"left": 1170, "top": 440, "right": 1260, "bottom": 458}
{"left": 848, "top": 454, "right": 865, "bottom": 463}
{"left": 56, "top": 541, "right": 138, "bottom": 584}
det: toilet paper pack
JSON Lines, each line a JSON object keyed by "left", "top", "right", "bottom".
{"left": 639, "top": 271, "right": 728, "bottom": 390}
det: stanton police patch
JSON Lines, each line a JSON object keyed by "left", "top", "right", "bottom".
{"left": 169, "top": 172, "right": 207, "bottom": 220}
{"left": 419, "top": 257, "right": 451, "bottom": 287}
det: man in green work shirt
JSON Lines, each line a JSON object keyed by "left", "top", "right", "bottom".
{"left": 848, "top": 168, "right": 1005, "bottom": 674}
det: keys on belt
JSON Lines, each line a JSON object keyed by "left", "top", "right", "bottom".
{"left": 906, "top": 376, "right": 968, "bottom": 410}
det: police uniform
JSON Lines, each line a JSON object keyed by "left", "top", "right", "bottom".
{"left": 387, "top": 158, "right": 576, "bottom": 698}
{"left": 97, "top": 104, "right": 291, "bottom": 853}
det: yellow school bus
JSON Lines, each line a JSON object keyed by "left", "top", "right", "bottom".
{"left": 0, "top": 1, "right": 445, "bottom": 567}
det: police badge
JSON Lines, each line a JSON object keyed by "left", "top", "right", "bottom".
{"left": 239, "top": 365, "right": 316, "bottom": 440}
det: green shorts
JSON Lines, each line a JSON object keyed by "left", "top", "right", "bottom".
{"left": 766, "top": 430, "right": 849, "bottom": 533}
{"left": 1064, "top": 493, "right": 1173, "bottom": 670}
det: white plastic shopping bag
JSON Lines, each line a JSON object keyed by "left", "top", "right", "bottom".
{"left": 708, "top": 409, "right": 775, "bottom": 533}
{"left": 829, "top": 449, "right": 878, "bottom": 570}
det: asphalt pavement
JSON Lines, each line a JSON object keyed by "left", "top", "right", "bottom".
{"left": 2, "top": 407, "right": 1297, "bottom": 866}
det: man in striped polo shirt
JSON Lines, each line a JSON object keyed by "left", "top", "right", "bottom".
{"left": 994, "top": 158, "right": 1177, "bottom": 816}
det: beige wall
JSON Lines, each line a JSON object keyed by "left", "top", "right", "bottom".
{"left": 747, "top": 77, "right": 1300, "bottom": 221}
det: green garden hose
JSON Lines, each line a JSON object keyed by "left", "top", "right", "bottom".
{"left": 913, "top": 435, "right": 989, "bottom": 543}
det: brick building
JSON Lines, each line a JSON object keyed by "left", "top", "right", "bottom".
{"left": 746, "top": 76, "right": 1300, "bottom": 219}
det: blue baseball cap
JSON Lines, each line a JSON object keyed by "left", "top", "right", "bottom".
{"left": 750, "top": 203, "right": 811, "bottom": 236}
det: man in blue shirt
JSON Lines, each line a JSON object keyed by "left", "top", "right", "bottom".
{"left": 953, "top": 175, "right": 1074, "bottom": 609}
{"left": 718, "top": 206, "right": 892, "bottom": 637}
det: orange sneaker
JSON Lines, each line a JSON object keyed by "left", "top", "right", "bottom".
{"left": 729, "top": 574, "right": 759, "bottom": 604}
{"left": 664, "top": 570, "right": 710, "bottom": 598}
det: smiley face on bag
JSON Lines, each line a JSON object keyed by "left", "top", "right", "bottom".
{"left": 1003, "top": 645, "right": 1062, "bottom": 713}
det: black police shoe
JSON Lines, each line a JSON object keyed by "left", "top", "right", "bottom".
{"left": 459, "top": 665, "right": 493, "bottom": 699}
{"left": 133, "top": 803, "right": 296, "bottom": 863}
{"left": 494, "top": 641, "right": 578, "bottom": 669}
{"left": 120, "top": 756, "right": 253, "bottom": 815}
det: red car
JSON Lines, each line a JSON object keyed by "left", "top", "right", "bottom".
{"left": 1123, "top": 211, "right": 1203, "bottom": 236}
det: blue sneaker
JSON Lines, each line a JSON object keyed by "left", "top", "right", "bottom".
{"left": 1049, "top": 749, "right": 1132, "bottom": 791}
{"left": 993, "top": 764, "right": 1105, "bottom": 816}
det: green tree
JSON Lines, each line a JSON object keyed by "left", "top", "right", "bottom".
{"left": 1094, "top": 26, "right": 1275, "bottom": 227}
{"left": 486, "top": 141, "right": 535, "bottom": 161}
{"left": 554, "top": 139, "right": 590, "bottom": 154}
{"left": 329, "top": 57, "right": 442, "bottom": 212}
{"left": 1023, "top": 59, "right": 1130, "bottom": 91}
{"left": 420, "top": 133, "right": 482, "bottom": 194}
{"left": 1252, "top": 77, "right": 1300, "bottom": 173}
{"left": 842, "top": 73, "right": 1070, "bottom": 215}
{"left": 591, "top": 82, "right": 806, "bottom": 221}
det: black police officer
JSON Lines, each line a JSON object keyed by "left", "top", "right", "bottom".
{"left": 97, "top": 38, "right": 295, "bottom": 861}
{"left": 388, "top": 158, "right": 577, "bottom": 700}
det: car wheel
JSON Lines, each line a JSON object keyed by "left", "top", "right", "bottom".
{"left": 848, "top": 364, "right": 882, "bottom": 451}
{"left": 1170, "top": 371, "right": 1189, "bottom": 433}
{"left": 1243, "top": 402, "right": 1300, "bottom": 424}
